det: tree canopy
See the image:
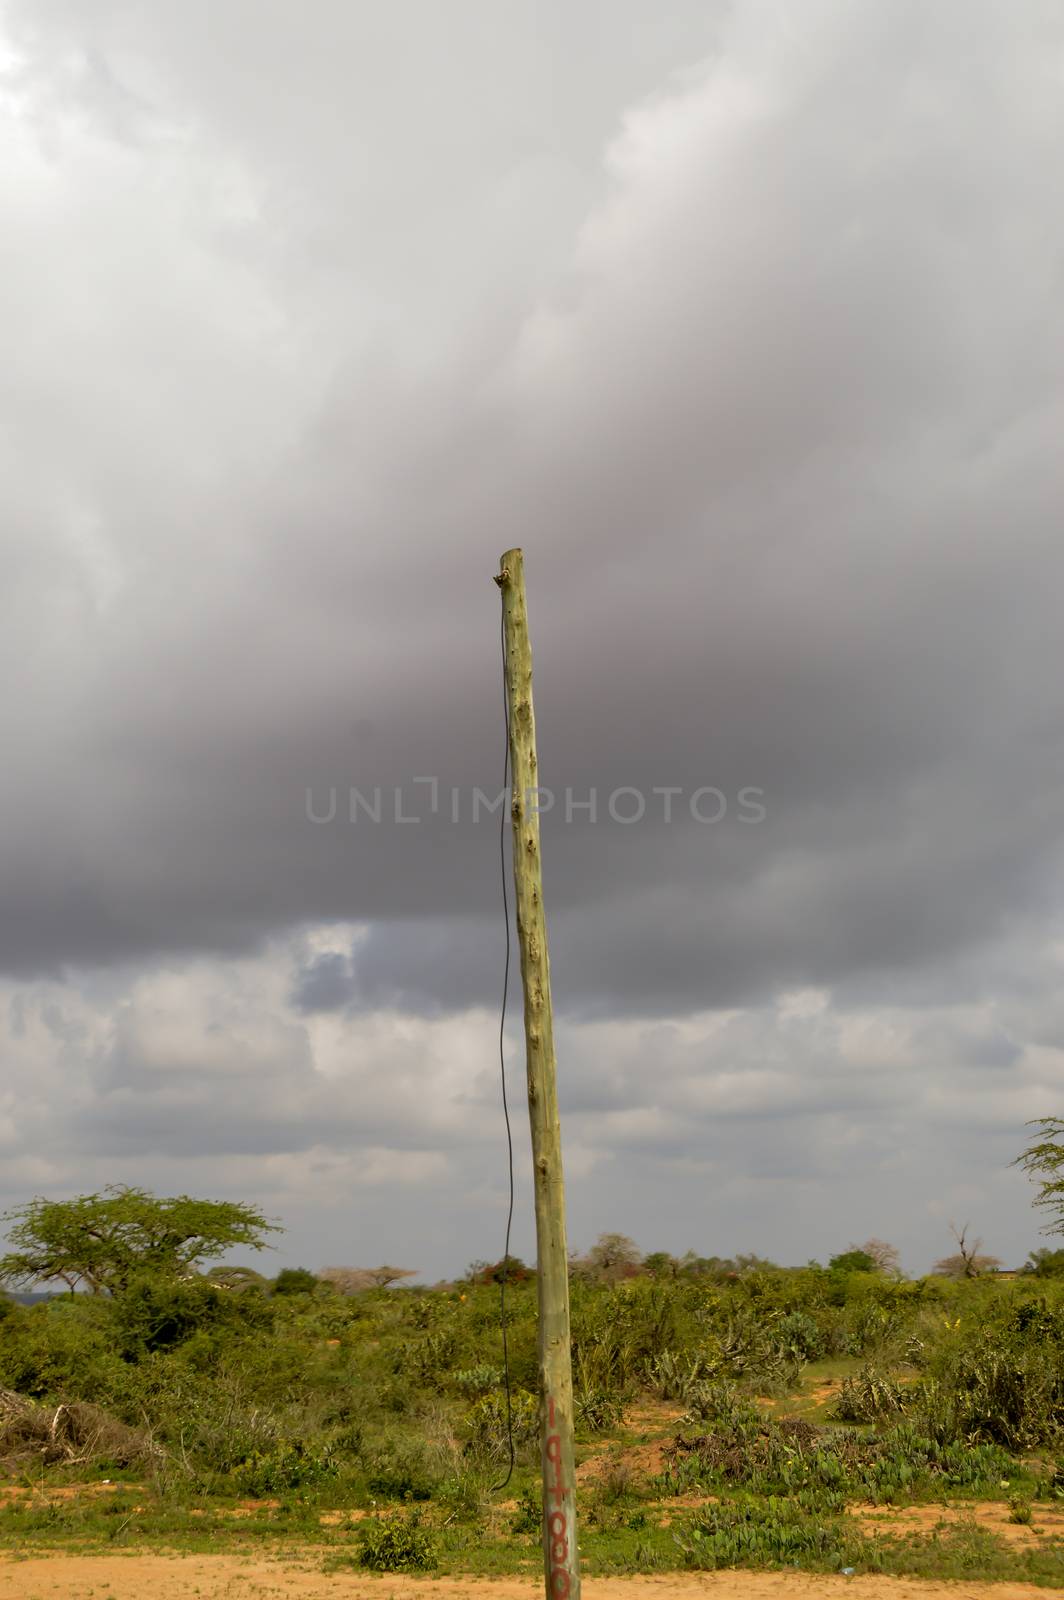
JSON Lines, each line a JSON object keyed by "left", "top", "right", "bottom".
{"left": 828, "top": 1249, "right": 878, "bottom": 1274}
{"left": 1015, "top": 1118, "right": 1064, "bottom": 1235}
{"left": 318, "top": 1265, "right": 418, "bottom": 1293}
{"left": 0, "top": 1187, "right": 278, "bottom": 1295}
{"left": 571, "top": 1232, "right": 642, "bottom": 1283}
{"left": 1024, "top": 1247, "right": 1064, "bottom": 1278}
{"left": 273, "top": 1267, "right": 321, "bottom": 1296}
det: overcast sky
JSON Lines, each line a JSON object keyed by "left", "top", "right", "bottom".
{"left": 2, "top": 0, "right": 1062, "bottom": 1280}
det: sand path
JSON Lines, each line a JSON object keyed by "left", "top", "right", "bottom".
{"left": 0, "top": 1555, "right": 1054, "bottom": 1600}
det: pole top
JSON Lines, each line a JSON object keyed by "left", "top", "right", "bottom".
{"left": 494, "top": 547, "right": 523, "bottom": 588}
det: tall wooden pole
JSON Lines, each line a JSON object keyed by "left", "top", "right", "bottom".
{"left": 495, "top": 548, "right": 580, "bottom": 1600}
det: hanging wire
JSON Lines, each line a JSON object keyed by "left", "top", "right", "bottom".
{"left": 492, "top": 591, "right": 517, "bottom": 1492}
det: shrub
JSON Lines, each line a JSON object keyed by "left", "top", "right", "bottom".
{"left": 648, "top": 1349, "right": 715, "bottom": 1402}
{"left": 832, "top": 1366, "right": 908, "bottom": 1423}
{"left": 366, "top": 1440, "right": 435, "bottom": 1501}
{"left": 677, "top": 1495, "right": 853, "bottom": 1570}
{"left": 112, "top": 1274, "right": 275, "bottom": 1358}
{"left": 914, "top": 1305, "right": 1064, "bottom": 1448}
{"left": 463, "top": 1389, "right": 538, "bottom": 1464}
{"left": 473, "top": 1258, "right": 530, "bottom": 1286}
{"left": 236, "top": 1440, "right": 339, "bottom": 1496}
{"left": 828, "top": 1250, "right": 877, "bottom": 1275}
{"left": 453, "top": 1364, "right": 503, "bottom": 1398}
{"left": 576, "top": 1386, "right": 625, "bottom": 1433}
{"left": 775, "top": 1310, "right": 825, "bottom": 1363}
{"left": 682, "top": 1379, "right": 761, "bottom": 1428}
{"left": 358, "top": 1509, "right": 437, "bottom": 1571}
{"left": 512, "top": 1481, "right": 540, "bottom": 1533}
{"left": 0, "top": 1300, "right": 123, "bottom": 1400}
{"left": 667, "top": 1413, "right": 1015, "bottom": 1510}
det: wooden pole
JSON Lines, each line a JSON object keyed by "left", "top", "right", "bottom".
{"left": 495, "top": 548, "right": 580, "bottom": 1600}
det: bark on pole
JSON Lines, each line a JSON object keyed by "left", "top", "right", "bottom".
{"left": 495, "top": 547, "right": 580, "bottom": 1600}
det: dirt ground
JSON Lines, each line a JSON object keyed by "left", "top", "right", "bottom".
{"left": 0, "top": 1557, "right": 1055, "bottom": 1600}
{"left": 849, "top": 1499, "right": 1064, "bottom": 1547}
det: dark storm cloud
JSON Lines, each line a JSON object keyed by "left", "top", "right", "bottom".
{"left": 2, "top": 0, "right": 1062, "bottom": 1018}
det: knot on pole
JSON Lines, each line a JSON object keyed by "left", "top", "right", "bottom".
{"left": 493, "top": 567, "right": 510, "bottom": 588}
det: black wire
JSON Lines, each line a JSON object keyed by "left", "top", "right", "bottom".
{"left": 492, "top": 593, "right": 517, "bottom": 1494}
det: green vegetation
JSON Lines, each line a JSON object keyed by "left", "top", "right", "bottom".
{"left": 1, "top": 1196, "right": 1064, "bottom": 1584}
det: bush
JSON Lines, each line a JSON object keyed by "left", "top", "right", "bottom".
{"left": 682, "top": 1379, "right": 761, "bottom": 1427}
{"left": 649, "top": 1349, "right": 715, "bottom": 1402}
{"left": 776, "top": 1310, "right": 825, "bottom": 1363}
{"left": 453, "top": 1364, "right": 503, "bottom": 1398}
{"left": 358, "top": 1509, "right": 437, "bottom": 1571}
{"left": 667, "top": 1413, "right": 1016, "bottom": 1509}
{"left": 914, "top": 1302, "right": 1064, "bottom": 1448}
{"left": 832, "top": 1366, "right": 908, "bottom": 1423}
{"left": 463, "top": 1389, "right": 538, "bottom": 1464}
{"left": 0, "top": 1300, "right": 124, "bottom": 1400}
{"left": 366, "top": 1440, "right": 435, "bottom": 1501}
{"left": 112, "top": 1274, "right": 275, "bottom": 1358}
{"left": 576, "top": 1386, "right": 625, "bottom": 1433}
{"left": 677, "top": 1496, "right": 853, "bottom": 1570}
{"left": 512, "top": 1481, "right": 540, "bottom": 1533}
{"left": 473, "top": 1258, "right": 530, "bottom": 1286}
{"left": 236, "top": 1440, "right": 339, "bottom": 1496}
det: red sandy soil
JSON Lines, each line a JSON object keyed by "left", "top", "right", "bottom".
{"left": 0, "top": 1560, "right": 1056, "bottom": 1600}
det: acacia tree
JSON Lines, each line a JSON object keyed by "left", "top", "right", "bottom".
{"left": 319, "top": 1264, "right": 417, "bottom": 1293}
{"left": 201, "top": 1265, "right": 270, "bottom": 1292}
{"left": 933, "top": 1222, "right": 1002, "bottom": 1279}
{"left": 572, "top": 1232, "right": 642, "bottom": 1284}
{"left": 0, "top": 1187, "right": 279, "bottom": 1295}
{"left": 1015, "top": 1118, "right": 1064, "bottom": 1234}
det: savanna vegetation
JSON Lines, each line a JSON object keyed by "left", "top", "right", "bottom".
{"left": 1, "top": 1123, "right": 1063, "bottom": 1586}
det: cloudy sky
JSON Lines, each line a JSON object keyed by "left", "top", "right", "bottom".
{"left": 2, "top": 0, "right": 1062, "bottom": 1280}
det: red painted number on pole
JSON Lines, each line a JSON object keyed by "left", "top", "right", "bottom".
{"left": 545, "top": 1395, "right": 571, "bottom": 1597}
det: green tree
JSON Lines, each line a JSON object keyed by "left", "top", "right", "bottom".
{"left": 678, "top": 1253, "right": 738, "bottom": 1279}
{"left": 1023, "top": 1247, "right": 1064, "bottom": 1277}
{"left": 828, "top": 1248, "right": 877, "bottom": 1274}
{"left": 642, "top": 1251, "right": 680, "bottom": 1279}
{"left": 1015, "top": 1118, "right": 1064, "bottom": 1234}
{"left": 0, "top": 1187, "right": 279, "bottom": 1295}
{"left": 273, "top": 1267, "right": 321, "bottom": 1296}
